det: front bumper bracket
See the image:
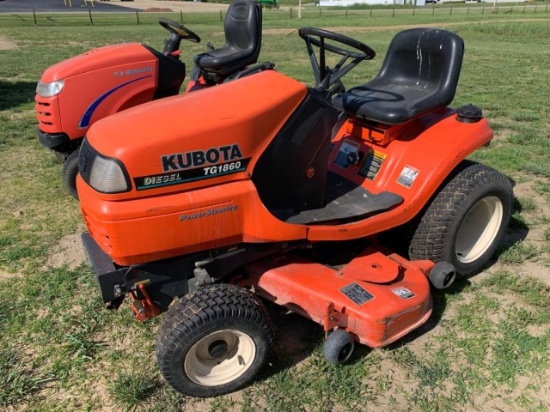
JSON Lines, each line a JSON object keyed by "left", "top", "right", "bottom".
{"left": 81, "top": 233, "right": 128, "bottom": 306}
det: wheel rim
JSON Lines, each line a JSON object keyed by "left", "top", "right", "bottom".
{"left": 184, "top": 329, "right": 256, "bottom": 387}
{"left": 338, "top": 342, "right": 353, "bottom": 363}
{"left": 455, "top": 196, "right": 503, "bottom": 264}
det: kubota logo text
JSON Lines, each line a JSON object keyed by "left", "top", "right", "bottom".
{"left": 161, "top": 144, "right": 243, "bottom": 172}
{"left": 134, "top": 145, "right": 249, "bottom": 190}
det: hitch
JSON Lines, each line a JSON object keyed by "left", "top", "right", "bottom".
{"left": 129, "top": 282, "right": 161, "bottom": 322}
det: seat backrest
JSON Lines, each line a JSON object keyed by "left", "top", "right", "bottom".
{"left": 193, "top": 0, "right": 262, "bottom": 77}
{"left": 377, "top": 28, "right": 463, "bottom": 98}
{"left": 225, "top": 0, "right": 261, "bottom": 55}
{"left": 332, "top": 28, "right": 464, "bottom": 125}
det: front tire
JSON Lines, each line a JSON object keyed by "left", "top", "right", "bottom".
{"left": 53, "top": 150, "right": 70, "bottom": 162}
{"left": 408, "top": 161, "right": 513, "bottom": 277}
{"left": 156, "top": 284, "right": 273, "bottom": 397}
{"left": 62, "top": 150, "right": 79, "bottom": 200}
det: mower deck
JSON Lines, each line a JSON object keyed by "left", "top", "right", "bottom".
{"left": 237, "top": 246, "right": 434, "bottom": 347}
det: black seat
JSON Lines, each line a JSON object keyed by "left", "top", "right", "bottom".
{"left": 332, "top": 28, "right": 464, "bottom": 125}
{"left": 193, "top": 0, "right": 262, "bottom": 78}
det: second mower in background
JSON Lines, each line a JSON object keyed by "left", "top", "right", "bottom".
{"left": 35, "top": 0, "right": 263, "bottom": 199}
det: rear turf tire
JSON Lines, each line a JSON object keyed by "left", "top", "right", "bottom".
{"left": 156, "top": 284, "right": 273, "bottom": 397}
{"left": 408, "top": 161, "right": 513, "bottom": 277}
{"left": 62, "top": 150, "right": 79, "bottom": 200}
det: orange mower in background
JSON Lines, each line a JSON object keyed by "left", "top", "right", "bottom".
{"left": 35, "top": 0, "right": 265, "bottom": 198}
{"left": 77, "top": 27, "right": 513, "bottom": 397}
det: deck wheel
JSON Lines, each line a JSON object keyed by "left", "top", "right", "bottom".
{"left": 323, "top": 329, "right": 355, "bottom": 365}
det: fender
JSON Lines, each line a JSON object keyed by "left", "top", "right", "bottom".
{"left": 307, "top": 110, "right": 494, "bottom": 241}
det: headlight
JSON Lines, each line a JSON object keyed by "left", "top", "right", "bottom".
{"left": 79, "top": 139, "right": 130, "bottom": 194}
{"left": 36, "top": 80, "right": 65, "bottom": 97}
{"left": 89, "top": 156, "right": 129, "bottom": 193}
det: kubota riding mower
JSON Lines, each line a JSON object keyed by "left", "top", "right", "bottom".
{"left": 35, "top": 0, "right": 263, "bottom": 199}
{"left": 78, "top": 27, "right": 513, "bottom": 397}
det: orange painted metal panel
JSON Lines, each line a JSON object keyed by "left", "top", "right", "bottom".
{"left": 77, "top": 177, "right": 306, "bottom": 266}
{"left": 85, "top": 70, "right": 308, "bottom": 201}
{"left": 36, "top": 43, "right": 160, "bottom": 139}
{"left": 240, "top": 248, "right": 433, "bottom": 347}
{"left": 306, "top": 112, "right": 494, "bottom": 241}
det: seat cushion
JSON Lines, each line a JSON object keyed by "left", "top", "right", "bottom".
{"left": 332, "top": 79, "right": 438, "bottom": 125}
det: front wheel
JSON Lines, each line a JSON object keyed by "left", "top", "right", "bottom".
{"left": 408, "top": 161, "right": 513, "bottom": 277}
{"left": 62, "top": 150, "right": 79, "bottom": 200}
{"left": 156, "top": 284, "right": 273, "bottom": 397}
{"left": 53, "top": 150, "right": 70, "bottom": 163}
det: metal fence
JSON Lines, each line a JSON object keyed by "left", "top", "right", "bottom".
{"left": 0, "top": 4, "right": 548, "bottom": 27}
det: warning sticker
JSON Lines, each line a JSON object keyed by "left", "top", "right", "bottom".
{"left": 397, "top": 165, "right": 420, "bottom": 188}
{"left": 358, "top": 148, "right": 387, "bottom": 180}
{"left": 392, "top": 287, "right": 415, "bottom": 299}
{"left": 340, "top": 282, "right": 374, "bottom": 306}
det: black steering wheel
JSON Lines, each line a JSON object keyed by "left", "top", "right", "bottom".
{"left": 159, "top": 18, "right": 201, "bottom": 55}
{"left": 298, "top": 27, "right": 375, "bottom": 90}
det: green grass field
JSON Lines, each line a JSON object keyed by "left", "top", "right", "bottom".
{"left": 0, "top": 9, "right": 549, "bottom": 412}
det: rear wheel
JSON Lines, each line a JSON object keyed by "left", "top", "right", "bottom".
{"left": 156, "top": 284, "right": 273, "bottom": 397}
{"left": 62, "top": 150, "right": 79, "bottom": 200}
{"left": 408, "top": 161, "right": 513, "bottom": 277}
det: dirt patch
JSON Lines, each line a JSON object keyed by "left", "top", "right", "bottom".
{"left": 367, "top": 358, "right": 415, "bottom": 407}
{"left": 513, "top": 180, "right": 535, "bottom": 199}
{"left": 114, "top": 0, "right": 229, "bottom": 13}
{"left": 506, "top": 260, "right": 550, "bottom": 285}
{"left": 9, "top": 110, "right": 35, "bottom": 121}
{"left": 0, "top": 270, "right": 21, "bottom": 280}
{"left": 144, "top": 7, "right": 173, "bottom": 12}
{"left": 491, "top": 128, "right": 514, "bottom": 144}
{"left": 501, "top": 178, "right": 550, "bottom": 284}
{"left": 0, "top": 36, "right": 18, "bottom": 51}
{"left": 263, "top": 18, "right": 550, "bottom": 36}
{"left": 263, "top": 28, "right": 299, "bottom": 36}
{"left": 479, "top": 371, "right": 550, "bottom": 411}
{"left": 46, "top": 233, "right": 86, "bottom": 270}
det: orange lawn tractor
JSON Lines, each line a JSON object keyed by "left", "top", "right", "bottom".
{"left": 35, "top": 0, "right": 264, "bottom": 198}
{"left": 78, "top": 27, "right": 513, "bottom": 397}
